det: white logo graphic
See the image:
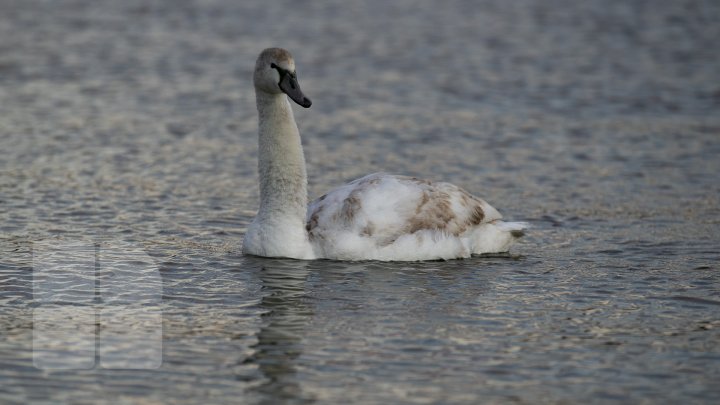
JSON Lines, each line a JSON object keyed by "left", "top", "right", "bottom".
{"left": 33, "top": 240, "right": 162, "bottom": 370}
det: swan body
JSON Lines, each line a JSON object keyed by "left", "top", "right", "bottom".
{"left": 243, "top": 48, "right": 527, "bottom": 261}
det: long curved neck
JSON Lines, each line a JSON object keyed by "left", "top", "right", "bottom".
{"left": 255, "top": 91, "right": 308, "bottom": 223}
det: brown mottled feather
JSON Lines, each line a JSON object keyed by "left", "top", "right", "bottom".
{"left": 306, "top": 174, "right": 493, "bottom": 245}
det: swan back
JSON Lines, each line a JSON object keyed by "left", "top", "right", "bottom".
{"left": 305, "top": 173, "right": 515, "bottom": 261}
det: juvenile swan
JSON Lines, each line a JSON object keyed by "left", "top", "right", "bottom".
{"left": 243, "top": 48, "right": 527, "bottom": 261}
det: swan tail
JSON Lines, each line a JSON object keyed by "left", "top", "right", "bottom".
{"left": 469, "top": 220, "right": 529, "bottom": 254}
{"left": 494, "top": 221, "right": 529, "bottom": 238}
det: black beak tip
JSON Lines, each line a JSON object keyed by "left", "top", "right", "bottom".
{"left": 301, "top": 97, "right": 312, "bottom": 108}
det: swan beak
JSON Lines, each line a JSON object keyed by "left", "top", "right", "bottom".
{"left": 279, "top": 73, "right": 312, "bottom": 108}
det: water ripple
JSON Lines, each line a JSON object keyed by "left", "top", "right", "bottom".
{"left": 2, "top": 0, "right": 720, "bottom": 403}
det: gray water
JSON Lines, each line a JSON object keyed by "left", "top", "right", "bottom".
{"left": 1, "top": 0, "right": 720, "bottom": 403}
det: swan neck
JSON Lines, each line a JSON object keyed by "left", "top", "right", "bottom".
{"left": 255, "top": 92, "right": 308, "bottom": 220}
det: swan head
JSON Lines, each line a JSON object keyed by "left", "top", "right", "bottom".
{"left": 254, "top": 48, "right": 312, "bottom": 108}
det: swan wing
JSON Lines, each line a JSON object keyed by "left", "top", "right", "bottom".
{"left": 306, "top": 173, "right": 502, "bottom": 248}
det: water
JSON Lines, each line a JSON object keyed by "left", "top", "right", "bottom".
{"left": 1, "top": 0, "right": 719, "bottom": 403}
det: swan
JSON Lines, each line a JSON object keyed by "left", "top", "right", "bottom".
{"left": 242, "top": 48, "right": 527, "bottom": 261}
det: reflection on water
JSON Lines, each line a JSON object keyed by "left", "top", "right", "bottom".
{"left": 1, "top": 0, "right": 720, "bottom": 403}
{"left": 249, "top": 259, "right": 313, "bottom": 403}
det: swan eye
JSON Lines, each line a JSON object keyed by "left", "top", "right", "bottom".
{"left": 270, "top": 63, "right": 294, "bottom": 78}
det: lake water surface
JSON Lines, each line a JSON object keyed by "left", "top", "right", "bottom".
{"left": 1, "top": 0, "right": 719, "bottom": 403}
